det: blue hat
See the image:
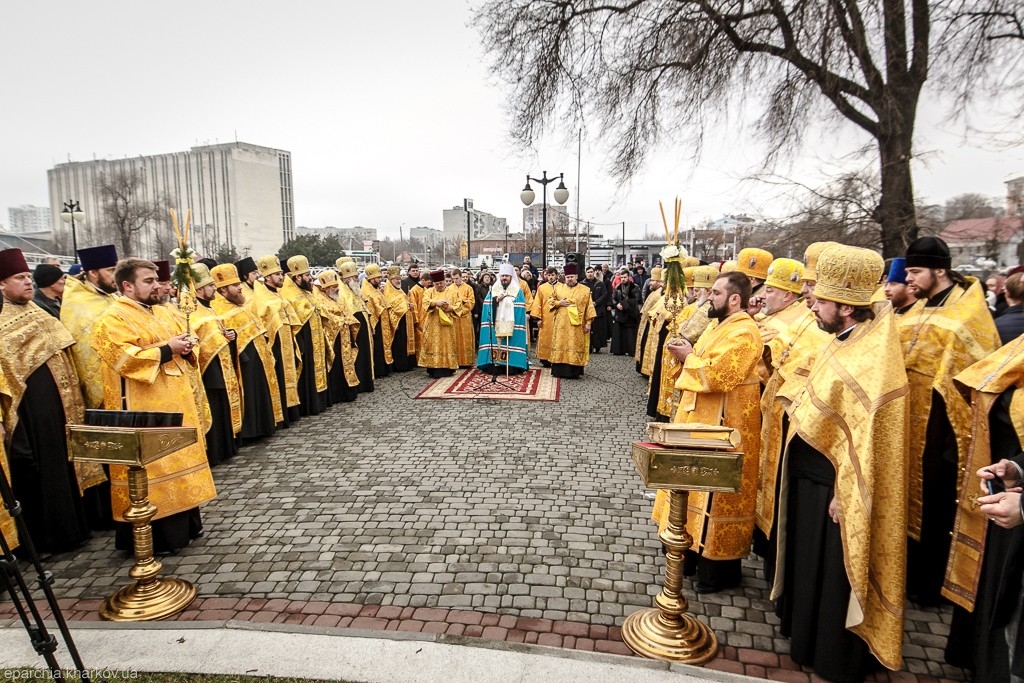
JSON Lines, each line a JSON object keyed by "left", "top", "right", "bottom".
{"left": 887, "top": 257, "right": 908, "bottom": 285}
{"left": 68, "top": 263, "right": 83, "bottom": 276}
{"left": 77, "top": 244, "right": 118, "bottom": 271}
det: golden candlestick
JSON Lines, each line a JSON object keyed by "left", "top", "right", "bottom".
{"left": 623, "top": 427, "right": 743, "bottom": 664}
{"left": 67, "top": 423, "right": 199, "bottom": 621}
{"left": 621, "top": 489, "right": 717, "bottom": 663}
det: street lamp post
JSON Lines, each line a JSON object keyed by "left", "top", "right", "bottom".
{"left": 59, "top": 200, "right": 86, "bottom": 259}
{"left": 519, "top": 171, "right": 569, "bottom": 269}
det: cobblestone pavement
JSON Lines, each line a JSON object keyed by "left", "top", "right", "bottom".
{"left": 3, "top": 352, "right": 966, "bottom": 681}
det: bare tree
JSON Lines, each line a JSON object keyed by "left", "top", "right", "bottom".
{"left": 943, "top": 193, "right": 1000, "bottom": 221}
{"left": 96, "top": 168, "right": 165, "bottom": 258}
{"left": 475, "top": 1, "right": 1024, "bottom": 257}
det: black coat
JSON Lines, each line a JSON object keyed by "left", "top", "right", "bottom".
{"left": 996, "top": 304, "right": 1024, "bottom": 345}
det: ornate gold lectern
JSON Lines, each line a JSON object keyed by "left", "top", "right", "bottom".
{"left": 66, "top": 424, "right": 198, "bottom": 621}
{"left": 621, "top": 423, "right": 743, "bottom": 664}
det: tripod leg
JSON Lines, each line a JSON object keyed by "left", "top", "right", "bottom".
{"left": 0, "top": 457, "right": 89, "bottom": 679}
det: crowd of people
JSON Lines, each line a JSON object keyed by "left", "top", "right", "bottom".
{"left": 3, "top": 232, "right": 1024, "bottom": 682}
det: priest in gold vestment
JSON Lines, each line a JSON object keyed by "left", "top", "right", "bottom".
{"left": 383, "top": 266, "right": 417, "bottom": 372}
{"left": 772, "top": 245, "right": 908, "bottom": 682}
{"left": 754, "top": 258, "right": 830, "bottom": 582}
{"left": 654, "top": 265, "right": 715, "bottom": 421}
{"left": 0, "top": 248, "right": 102, "bottom": 553}
{"left": 61, "top": 244, "right": 120, "bottom": 409}
{"left": 313, "top": 269, "right": 360, "bottom": 403}
{"left": 546, "top": 264, "right": 596, "bottom": 379}
{"left": 655, "top": 270, "right": 761, "bottom": 594}
{"left": 210, "top": 264, "right": 283, "bottom": 439}
{"left": 942, "top": 338, "right": 1024, "bottom": 679}
{"left": 282, "top": 256, "right": 328, "bottom": 416}
{"left": 250, "top": 255, "right": 302, "bottom": 424}
{"left": 361, "top": 264, "right": 393, "bottom": 379}
{"left": 339, "top": 261, "right": 375, "bottom": 392}
{"left": 451, "top": 269, "right": 477, "bottom": 367}
{"left": 531, "top": 267, "right": 559, "bottom": 366}
{"left": 92, "top": 258, "right": 217, "bottom": 555}
{"left": 418, "top": 269, "right": 460, "bottom": 377}
{"left": 192, "top": 264, "right": 242, "bottom": 465}
{"left": 899, "top": 236, "right": 1000, "bottom": 605}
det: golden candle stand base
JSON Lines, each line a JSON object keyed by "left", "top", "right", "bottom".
{"left": 66, "top": 423, "right": 200, "bottom": 622}
{"left": 101, "top": 464, "right": 196, "bottom": 621}
{"left": 621, "top": 489, "right": 718, "bottom": 663}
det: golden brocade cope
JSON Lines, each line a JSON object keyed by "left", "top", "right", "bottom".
{"left": 772, "top": 304, "right": 909, "bottom": 672}
{"left": 92, "top": 297, "right": 217, "bottom": 521}
{"left": 656, "top": 300, "right": 711, "bottom": 418}
{"left": 60, "top": 277, "right": 117, "bottom": 409}
{"left": 755, "top": 304, "right": 830, "bottom": 536}
{"left": 635, "top": 288, "right": 663, "bottom": 373}
{"left": 418, "top": 286, "right": 459, "bottom": 370}
{"left": 339, "top": 281, "right": 374, "bottom": 375}
{"left": 0, "top": 439, "right": 18, "bottom": 550}
{"left": 281, "top": 277, "right": 328, "bottom": 393}
{"left": 383, "top": 280, "right": 417, "bottom": 357}
{"left": 518, "top": 278, "right": 534, "bottom": 311}
{"left": 755, "top": 299, "right": 807, "bottom": 384}
{"left": 452, "top": 282, "right": 476, "bottom": 367}
{"left": 192, "top": 303, "right": 243, "bottom": 435}
{"left": 0, "top": 300, "right": 104, "bottom": 493}
{"left": 409, "top": 285, "right": 426, "bottom": 352}
{"left": 361, "top": 278, "right": 394, "bottom": 364}
{"left": 249, "top": 281, "right": 301, "bottom": 408}
{"left": 531, "top": 282, "right": 557, "bottom": 362}
{"left": 547, "top": 282, "right": 596, "bottom": 368}
{"left": 210, "top": 294, "right": 283, "bottom": 424}
{"left": 312, "top": 286, "right": 361, "bottom": 389}
{"left": 898, "top": 281, "right": 1000, "bottom": 539}
{"left": 653, "top": 311, "right": 762, "bottom": 560}
{"left": 943, "top": 340, "right": 1024, "bottom": 610}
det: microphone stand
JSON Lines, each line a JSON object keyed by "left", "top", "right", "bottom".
{"left": 0, "top": 450, "right": 89, "bottom": 680}
{"left": 469, "top": 290, "right": 520, "bottom": 392}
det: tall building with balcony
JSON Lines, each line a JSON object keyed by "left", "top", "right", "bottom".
{"left": 47, "top": 142, "right": 294, "bottom": 258}
{"left": 8, "top": 205, "right": 51, "bottom": 234}
{"left": 443, "top": 200, "right": 508, "bottom": 243}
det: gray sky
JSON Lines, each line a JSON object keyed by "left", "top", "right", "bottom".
{"left": 3, "top": 1, "right": 1023, "bottom": 243}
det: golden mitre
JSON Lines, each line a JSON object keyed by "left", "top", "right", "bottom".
{"left": 192, "top": 263, "right": 215, "bottom": 289}
{"left": 764, "top": 258, "right": 804, "bottom": 294}
{"left": 256, "top": 255, "right": 282, "bottom": 277}
{"left": 287, "top": 255, "right": 311, "bottom": 276}
{"left": 801, "top": 241, "right": 841, "bottom": 282}
{"left": 682, "top": 266, "right": 697, "bottom": 287}
{"left": 318, "top": 269, "right": 339, "bottom": 287}
{"left": 692, "top": 265, "right": 719, "bottom": 289}
{"left": 211, "top": 264, "right": 240, "bottom": 287}
{"left": 813, "top": 245, "right": 884, "bottom": 307}
{"left": 737, "top": 247, "right": 773, "bottom": 280}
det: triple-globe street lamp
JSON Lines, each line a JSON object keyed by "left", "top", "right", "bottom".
{"left": 519, "top": 171, "right": 569, "bottom": 268}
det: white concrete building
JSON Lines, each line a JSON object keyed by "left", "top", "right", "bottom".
{"left": 442, "top": 200, "right": 508, "bottom": 243}
{"left": 47, "top": 142, "right": 294, "bottom": 258}
{"left": 8, "top": 205, "right": 51, "bottom": 234}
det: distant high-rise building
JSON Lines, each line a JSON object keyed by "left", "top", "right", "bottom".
{"left": 443, "top": 199, "right": 508, "bottom": 242}
{"left": 47, "top": 142, "right": 294, "bottom": 258}
{"left": 410, "top": 226, "right": 442, "bottom": 246}
{"left": 8, "top": 205, "right": 51, "bottom": 234}
{"left": 522, "top": 203, "right": 569, "bottom": 232}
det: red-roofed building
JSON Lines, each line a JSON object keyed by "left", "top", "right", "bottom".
{"left": 939, "top": 216, "right": 1024, "bottom": 269}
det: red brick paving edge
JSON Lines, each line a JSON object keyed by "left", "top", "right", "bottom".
{"left": 0, "top": 599, "right": 961, "bottom": 683}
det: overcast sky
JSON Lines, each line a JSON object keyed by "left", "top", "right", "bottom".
{"left": 3, "top": 1, "right": 1023, "bottom": 243}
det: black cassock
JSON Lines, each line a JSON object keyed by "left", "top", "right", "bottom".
{"left": 371, "top": 318, "right": 391, "bottom": 379}
{"left": 238, "top": 340, "right": 278, "bottom": 440}
{"left": 945, "top": 388, "right": 1024, "bottom": 680}
{"left": 353, "top": 311, "right": 375, "bottom": 393}
{"left": 202, "top": 340, "right": 239, "bottom": 466}
{"left": 390, "top": 315, "right": 416, "bottom": 372}
{"left": 9, "top": 365, "right": 90, "bottom": 554}
{"left": 271, "top": 335, "right": 300, "bottom": 424}
{"left": 644, "top": 325, "right": 670, "bottom": 420}
{"left": 293, "top": 320, "right": 326, "bottom": 417}
{"left": 327, "top": 334, "right": 358, "bottom": 403}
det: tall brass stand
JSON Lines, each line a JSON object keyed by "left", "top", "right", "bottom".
{"left": 621, "top": 490, "right": 717, "bottom": 663}
{"left": 99, "top": 465, "right": 196, "bottom": 621}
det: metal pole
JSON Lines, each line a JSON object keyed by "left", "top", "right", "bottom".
{"left": 575, "top": 130, "right": 581, "bottom": 253}
{"left": 465, "top": 199, "right": 471, "bottom": 268}
{"left": 622, "top": 221, "right": 626, "bottom": 266}
{"left": 541, "top": 172, "right": 548, "bottom": 269}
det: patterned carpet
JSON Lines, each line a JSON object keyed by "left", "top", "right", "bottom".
{"left": 415, "top": 367, "right": 560, "bottom": 401}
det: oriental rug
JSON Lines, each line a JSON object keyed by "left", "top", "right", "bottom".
{"left": 415, "top": 367, "right": 560, "bottom": 402}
